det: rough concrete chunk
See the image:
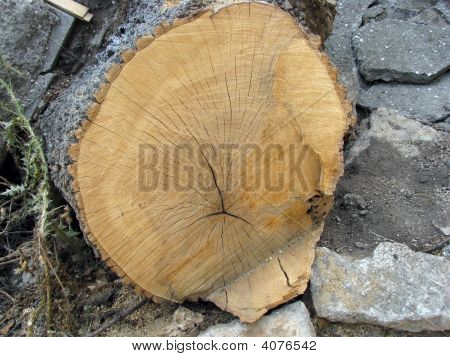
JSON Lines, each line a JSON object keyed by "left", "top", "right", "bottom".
{"left": 362, "top": 5, "right": 385, "bottom": 24}
{"left": 311, "top": 243, "right": 450, "bottom": 332}
{"left": 0, "top": 0, "right": 63, "bottom": 167}
{"left": 346, "top": 108, "right": 443, "bottom": 164}
{"left": 435, "top": 0, "right": 450, "bottom": 23}
{"left": 324, "top": 0, "right": 374, "bottom": 100}
{"left": 0, "top": 0, "right": 74, "bottom": 122}
{"left": 41, "top": 8, "right": 75, "bottom": 73}
{"left": 412, "top": 7, "right": 449, "bottom": 26}
{"left": 199, "top": 301, "right": 315, "bottom": 337}
{"left": 353, "top": 20, "right": 450, "bottom": 83}
{"left": 0, "top": 0, "right": 58, "bottom": 75}
{"left": 358, "top": 73, "right": 450, "bottom": 122}
{"left": 443, "top": 244, "right": 450, "bottom": 260}
{"left": 379, "top": 0, "right": 438, "bottom": 20}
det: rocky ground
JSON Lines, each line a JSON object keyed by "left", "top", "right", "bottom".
{"left": 321, "top": 0, "right": 449, "bottom": 261}
{"left": 0, "top": 0, "right": 448, "bottom": 337}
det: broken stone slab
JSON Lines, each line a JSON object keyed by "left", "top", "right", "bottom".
{"left": 199, "top": 301, "right": 315, "bottom": 337}
{"left": 325, "top": 0, "right": 449, "bottom": 98}
{"left": 1, "top": 0, "right": 58, "bottom": 169}
{"left": 378, "top": 0, "right": 440, "bottom": 20}
{"left": 324, "top": 0, "right": 374, "bottom": 100}
{"left": 435, "top": 0, "right": 450, "bottom": 23}
{"left": 357, "top": 73, "right": 450, "bottom": 123}
{"left": 362, "top": 4, "right": 385, "bottom": 24}
{"left": 0, "top": 0, "right": 58, "bottom": 76}
{"left": 435, "top": 119, "right": 450, "bottom": 132}
{"left": 411, "top": 7, "right": 449, "bottom": 26}
{"left": 311, "top": 243, "right": 450, "bottom": 332}
{"left": 353, "top": 19, "right": 450, "bottom": 83}
{"left": 331, "top": 0, "right": 374, "bottom": 30}
{"left": 0, "top": 0, "right": 74, "bottom": 127}
{"left": 41, "top": 7, "right": 76, "bottom": 73}
{"left": 346, "top": 108, "right": 444, "bottom": 164}
{"left": 360, "top": 0, "right": 447, "bottom": 25}
{"left": 443, "top": 244, "right": 450, "bottom": 260}
{"left": 432, "top": 215, "right": 450, "bottom": 237}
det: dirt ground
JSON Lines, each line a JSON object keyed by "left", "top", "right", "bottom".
{"left": 321, "top": 127, "right": 449, "bottom": 259}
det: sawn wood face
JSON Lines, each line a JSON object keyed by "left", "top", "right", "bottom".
{"left": 69, "top": 2, "right": 352, "bottom": 322}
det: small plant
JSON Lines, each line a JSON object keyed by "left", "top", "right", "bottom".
{"left": 0, "top": 65, "right": 78, "bottom": 335}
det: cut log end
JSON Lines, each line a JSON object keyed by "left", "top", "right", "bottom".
{"left": 70, "top": 2, "right": 353, "bottom": 321}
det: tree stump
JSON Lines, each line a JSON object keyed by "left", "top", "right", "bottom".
{"left": 68, "top": 2, "right": 352, "bottom": 322}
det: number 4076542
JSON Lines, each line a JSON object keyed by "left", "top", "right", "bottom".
{"left": 261, "top": 340, "right": 316, "bottom": 351}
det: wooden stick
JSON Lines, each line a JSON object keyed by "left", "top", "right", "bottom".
{"left": 44, "top": 0, "right": 93, "bottom": 22}
{"left": 0, "top": 289, "right": 15, "bottom": 303}
{"left": 85, "top": 299, "right": 149, "bottom": 337}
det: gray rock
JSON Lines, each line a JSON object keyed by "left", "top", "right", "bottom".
{"left": 0, "top": 0, "right": 58, "bottom": 75}
{"left": 311, "top": 243, "right": 450, "bottom": 332}
{"left": 41, "top": 8, "right": 75, "bottom": 73}
{"left": 353, "top": 20, "right": 450, "bottom": 83}
{"left": 325, "top": 0, "right": 449, "bottom": 102}
{"left": 331, "top": 0, "right": 374, "bottom": 30}
{"left": 0, "top": 0, "right": 74, "bottom": 126}
{"left": 354, "top": 241, "right": 370, "bottom": 249}
{"left": 412, "top": 8, "right": 449, "bottom": 26}
{"left": 163, "top": 307, "right": 204, "bottom": 337}
{"left": 357, "top": 73, "right": 450, "bottom": 122}
{"left": 362, "top": 5, "right": 385, "bottom": 24}
{"left": 379, "top": 0, "right": 438, "bottom": 20}
{"left": 342, "top": 193, "right": 368, "bottom": 210}
{"left": 443, "top": 244, "right": 450, "bottom": 260}
{"left": 0, "top": 0, "right": 57, "bottom": 168}
{"left": 346, "top": 108, "right": 444, "bottom": 164}
{"left": 435, "top": 118, "right": 450, "bottom": 132}
{"left": 324, "top": 0, "right": 374, "bottom": 100}
{"left": 432, "top": 216, "right": 450, "bottom": 236}
{"left": 199, "top": 301, "right": 315, "bottom": 337}
{"left": 325, "top": 31, "right": 359, "bottom": 100}
{"left": 435, "top": 0, "right": 450, "bottom": 23}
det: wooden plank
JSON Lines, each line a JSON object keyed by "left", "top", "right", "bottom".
{"left": 44, "top": 0, "right": 93, "bottom": 22}
{"left": 83, "top": 12, "right": 93, "bottom": 22}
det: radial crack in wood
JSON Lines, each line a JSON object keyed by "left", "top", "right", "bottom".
{"left": 70, "top": 2, "right": 352, "bottom": 322}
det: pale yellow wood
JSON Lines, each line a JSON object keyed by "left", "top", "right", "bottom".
{"left": 70, "top": 3, "right": 352, "bottom": 321}
{"left": 207, "top": 224, "right": 323, "bottom": 322}
{"left": 44, "top": 0, "right": 93, "bottom": 22}
{"left": 82, "top": 12, "right": 93, "bottom": 22}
